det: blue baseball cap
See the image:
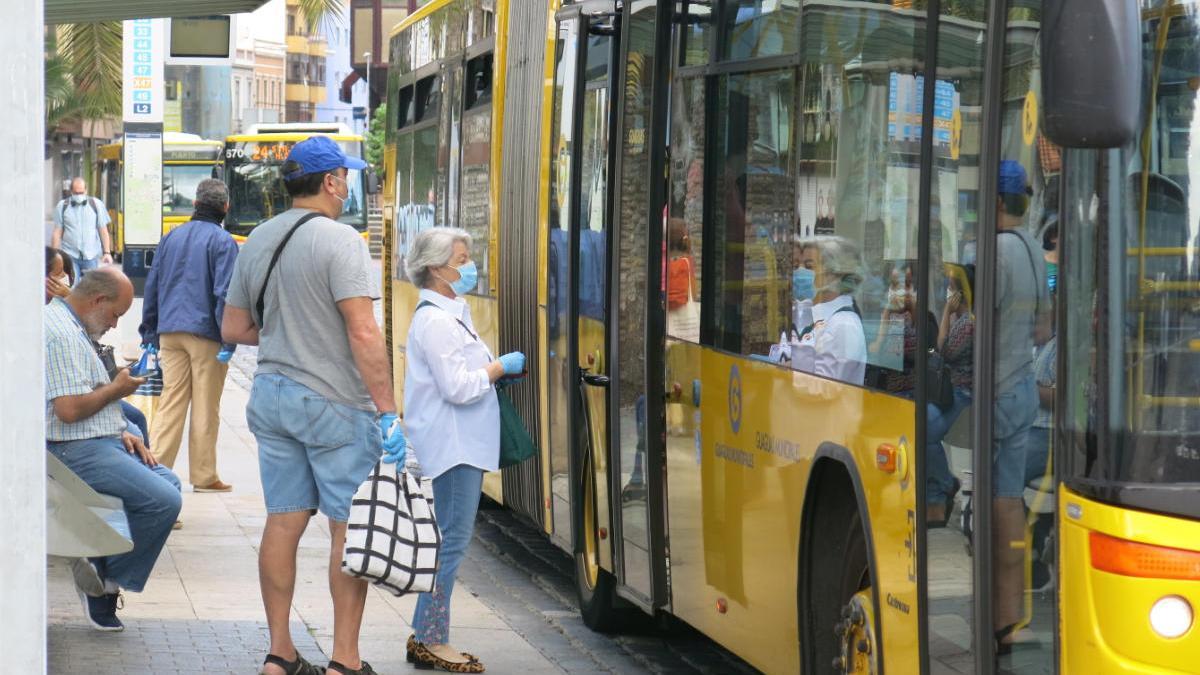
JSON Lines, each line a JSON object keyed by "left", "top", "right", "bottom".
{"left": 282, "top": 135, "right": 367, "bottom": 180}
{"left": 998, "top": 160, "right": 1031, "bottom": 195}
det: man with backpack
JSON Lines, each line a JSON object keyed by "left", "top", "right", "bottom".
{"left": 52, "top": 177, "right": 112, "bottom": 281}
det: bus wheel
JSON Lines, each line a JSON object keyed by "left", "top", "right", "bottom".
{"left": 574, "top": 452, "right": 620, "bottom": 631}
{"left": 832, "top": 516, "right": 876, "bottom": 674}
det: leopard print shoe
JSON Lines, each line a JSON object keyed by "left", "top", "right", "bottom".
{"left": 406, "top": 634, "right": 485, "bottom": 673}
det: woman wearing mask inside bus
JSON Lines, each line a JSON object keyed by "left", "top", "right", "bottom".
{"left": 400, "top": 227, "right": 526, "bottom": 673}
{"left": 790, "top": 235, "right": 867, "bottom": 385}
{"left": 926, "top": 263, "right": 975, "bottom": 527}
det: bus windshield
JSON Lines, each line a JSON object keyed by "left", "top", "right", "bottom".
{"left": 1062, "top": 1, "right": 1200, "bottom": 516}
{"left": 224, "top": 139, "right": 368, "bottom": 235}
{"left": 163, "top": 164, "right": 214, "bottom": 217}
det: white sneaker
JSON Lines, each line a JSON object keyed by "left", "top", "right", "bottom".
{"left": 70, "top": 557, "right": 105, "bottom": 598}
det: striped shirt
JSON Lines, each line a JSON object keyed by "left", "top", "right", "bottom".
{"left": 45, "top": 298, "right": 125, "bottom": 441}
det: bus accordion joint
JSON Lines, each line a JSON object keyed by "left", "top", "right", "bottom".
{"left": 1089, "top": 531, "right": 1200, "bottom": 580}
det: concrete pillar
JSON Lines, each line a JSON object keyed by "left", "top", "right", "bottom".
{"left": 0, "top": 0, "right": 46, "bottom": 668}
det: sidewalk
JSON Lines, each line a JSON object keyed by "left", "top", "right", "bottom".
{"left": 48, "top": 365, "right": 563, "bottom": 674}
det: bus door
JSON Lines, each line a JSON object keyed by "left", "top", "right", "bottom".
{"left": 546, "top": 8, "right": 618, "bottom": 582}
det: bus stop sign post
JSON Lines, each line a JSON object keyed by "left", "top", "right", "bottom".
{"left": 121, "top": 18, "right": 165, "bottom": 297}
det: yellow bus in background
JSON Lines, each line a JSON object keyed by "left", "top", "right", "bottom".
{"left": 222, "top": 122, "right": 376, "bottom": 243}
{"left": 95, "top": 132, "right": 223, "bottom": 259}
{"left": 385, "top": 2, "right": 1200, "bottom": 673}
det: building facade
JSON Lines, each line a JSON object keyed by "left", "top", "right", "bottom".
{"left": 284, "top": 0, "right": 328, "bottom": 122}
{"left": 317, "top": 0, "right": 368, "bottom": 134}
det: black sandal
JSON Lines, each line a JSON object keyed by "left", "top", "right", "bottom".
{"left": 995, "top": 623, "right": 1040, "bottom": 656}
{"left": 327, "top": 660, "right": 379, "bottom": 675}
{"left": 262, "top": 652, "right": 324, "bottom": 675}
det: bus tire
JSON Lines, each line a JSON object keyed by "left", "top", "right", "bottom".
{"left": 574, "top": 546, "right": 621, "bottom": 632}
{"left": 801, "top": 462, "right": 877, "bottom": 673}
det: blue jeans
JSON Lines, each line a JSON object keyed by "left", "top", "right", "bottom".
{"left": 65, "top": 252, "right": 100, "bottom": 284}
{"left": 993, "top": 374, "right": 1038, "bottom": 499}
{"left": 413, "top": 464, "right": 484, "bottom": 644}
{"left": 926, "top": 386, "right": 972, "bottom": 505}
{"left": 121, "top": 401, "right": 150, "bottom": 448}
{"left": 1027, "top": 425, "right": 1051, "bottom": 485}
{"left": 47, "top": 436, "right": 182, "bottom": 592}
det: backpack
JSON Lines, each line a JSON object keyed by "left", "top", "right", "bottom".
{"left": 60, "top": 197, "right": 100, "bottom": 224}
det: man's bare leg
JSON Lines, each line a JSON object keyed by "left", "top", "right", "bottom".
{"left": 260, "top": 511, "right": 312, "bottom": 675}
{"left": 328, "top": 518, "right": 369, "bottom": 672}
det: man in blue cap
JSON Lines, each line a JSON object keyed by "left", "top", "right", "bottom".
{"left": 991, "top": 159, "right": 1051, "bottom": 652}
{"left": 220, "top": 135, "right": 404, "bottom": 675}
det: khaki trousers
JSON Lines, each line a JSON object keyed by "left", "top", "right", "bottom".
{"left": 151, "top": 332, "right": 228, "bottom": 486}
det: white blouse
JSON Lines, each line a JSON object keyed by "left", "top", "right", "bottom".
{"left": 790, "top": 294, "right": 867, "bottom": 385}
{"left": 403, "top": 289, "right": 499, "bottom": 480}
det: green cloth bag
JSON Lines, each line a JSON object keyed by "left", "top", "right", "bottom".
{"left": 497, "top": 389, "right": 536, "bottom": 468}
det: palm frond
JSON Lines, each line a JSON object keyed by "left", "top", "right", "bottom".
{"left": 296, "top": 0, "right": 345, "bottom": 33}
{"left": 57, "top": 22, "right": 123, "bottom": 123}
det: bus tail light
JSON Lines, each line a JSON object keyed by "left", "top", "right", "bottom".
{"left": 1089, "top": 531, "right": 1200, "bottom": 580}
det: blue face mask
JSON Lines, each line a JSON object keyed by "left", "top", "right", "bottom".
{"left": 449, "top": 261, "right": 478, "bottom": 296}
{"left": 792, "top": 267, "right": 815, "bottom": 301}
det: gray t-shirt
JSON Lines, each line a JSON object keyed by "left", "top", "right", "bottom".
{"left": 995, "top": 227, "right": 1049, "bottom": 393}
{"left": 226, "top": 208, "right": 379, "bottom": 410}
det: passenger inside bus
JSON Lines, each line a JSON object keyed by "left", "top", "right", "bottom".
{"left": 925, "top": 263, "right": 975, "bottom": 527}
{"left": 666, "top": 218, "right": 700, "bottom": 342}
{"left": 789, "top": 235, "right": 867, "bottom": 385}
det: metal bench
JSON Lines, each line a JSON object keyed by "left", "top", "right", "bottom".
{"left": 46, "top": 451, "right": 132, "bottom": 558}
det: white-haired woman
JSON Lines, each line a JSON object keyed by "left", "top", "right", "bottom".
{"left": 398, "top": 227, "right": 524, "bottom": 673}
{"left": 790, "top": 235, "right": 868, "bottom": 385}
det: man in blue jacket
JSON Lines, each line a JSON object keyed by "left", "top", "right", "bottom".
{"left": 139, "top": 178, "right": 239, "bottom": 493}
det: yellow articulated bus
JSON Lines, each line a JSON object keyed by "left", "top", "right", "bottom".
{"left": 222, "top": 122, "right": 377, "bottom": 243}
{"left": 95, "top": 132, "right": 224, "bottom": 259}
{"left": 384, "top": 1, "right": 1200, "bottom": 673}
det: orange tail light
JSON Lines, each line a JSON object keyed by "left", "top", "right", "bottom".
{"left": 1089, "top": 531, "right": 1200, "bottom": 580}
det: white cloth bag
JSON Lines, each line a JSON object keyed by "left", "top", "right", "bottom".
{"left": 341, "top": 459, "right": 440, "bottom": 596}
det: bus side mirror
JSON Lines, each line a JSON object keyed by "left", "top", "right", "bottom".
{"left": 1041, "top": 0, "right": 1142, "bottom": 148}
{"left": 366, "top": 168, "right": 380, "bottom": 195}
{"left": 211, "top": 165, "right": 225, "bottom": 181}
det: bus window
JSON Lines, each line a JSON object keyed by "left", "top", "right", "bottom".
{"left": 720, "top": 0, "right": 799, "bottom": 62}
{"left": 668, "top": 77, "right": 704, "bottom": 343}
{"left": 1062, "top": 4, "right": 1200, "bottom": 507}
{"left": 705, "top": 3, "right": 927, "bottom": 391}
{"left": 162, "top": 164, "right": 212, "bottom": 217}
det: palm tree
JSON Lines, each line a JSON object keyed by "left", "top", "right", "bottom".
{"left": 45, "top": 22, "right": 123, "bottom": 132}
{"left": 295, "top": 0, "right": 346, "bottom": 33}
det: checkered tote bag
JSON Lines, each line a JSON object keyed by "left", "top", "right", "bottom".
{"left": 341, "top": 460, "right": 440, "bottom": 596}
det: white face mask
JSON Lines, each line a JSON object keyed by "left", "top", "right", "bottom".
{"left": 946, "top": 287, "right": 957, "bottom": 301}
{"left": 71, "top": 194, "right": 87, "bottom": 204}
{"left": 53, "top": 274, "right": 70, "bottom": 287}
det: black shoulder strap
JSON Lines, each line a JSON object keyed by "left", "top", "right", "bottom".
{"left": 90, "top": 198, "right": 99, "bottom": 219}
{"left": 414, "top": 298, "right": 478, "bottom": 341}
{"left": 797, "top": 303, "right": 859, "bottom": 341}
{"left": 1000, "top": 230, "right": 1042, "bottom": 317}
{"left": 255, "top": 211, "right": 323, "bottom": 328}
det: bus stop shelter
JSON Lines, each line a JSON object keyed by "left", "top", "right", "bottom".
{"left": 1, "top": 0, "right": 268, "bottom": 668}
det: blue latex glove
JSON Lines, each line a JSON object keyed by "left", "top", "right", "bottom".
{"left": 216, "top": 349, "right": 233, "bottom": 363}
{"left": 498, "top": 351, "right": 526, "bottom": 375}
{"left": 139, "top": 342, "right": 158, "bottom": 355}
{"left": 378, "top": 413, "right": 406, "bottom": 464}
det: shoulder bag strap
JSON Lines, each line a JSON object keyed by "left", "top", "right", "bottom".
{"left": 1000, "top": 230, "right": 1041, "bottom": 317}
{"left": 414, "top": 299, "right": 478, "bottom": 341}
{"left": 255, "top": 212, "right": 323, "bottom": 328}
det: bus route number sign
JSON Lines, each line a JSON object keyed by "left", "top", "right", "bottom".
{"left": 225, "top": 144, "right": 292, "bottom": 162}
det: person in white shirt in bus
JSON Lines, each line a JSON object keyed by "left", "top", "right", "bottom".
{"left": 398, "top": 227, "right": 527, "bottom": 673}
{"left": 789, "top": 235, "right": 868, "bottom": 385}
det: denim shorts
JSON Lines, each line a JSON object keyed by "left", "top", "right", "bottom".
{"left": 246, "top": 373, "right": 381, "bottom": 521}
{"left": 992, "top": 374, "right": 1037, "bottom": 499}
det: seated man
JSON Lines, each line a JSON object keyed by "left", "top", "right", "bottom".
{"left": 45, "top": 267, "right": 183, "bottom": 632}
